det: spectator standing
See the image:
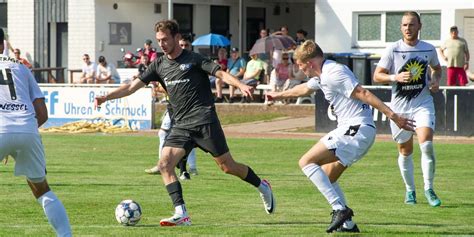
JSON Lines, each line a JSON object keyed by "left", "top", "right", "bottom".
{"left": 95, "top": 19, "right": 275, "bottom": 226}
{"left": 0, "top": 28, "right": 72, "bottom": 237}
{"left": 13, "top": 48, "right": 32, "bottom": 69}
{"left": 439, "top": 26, "right": 470, "bottom": 86}
{"left": 2, "top": 33, "right": 14, "bottom": 56}
{"left": 373, "top": 11, "right": 443, "bottom": 207}
{"left": 295, "top": 29, "right": 308, "bottom": 46}
{"left": 78, "top": 54, "right": 96, "bottom": 83}
{"left": 96, "top": 55, "right": 119, "bottom": 84}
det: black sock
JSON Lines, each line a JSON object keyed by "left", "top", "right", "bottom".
{"left": 166, "top": 181, "right": 185, "bottom": 206}
{"left": 179, "top": 159, "right": 188, "bottom": 173}
{"left": 243, "top": 166, "right": 261, "bottom": 188}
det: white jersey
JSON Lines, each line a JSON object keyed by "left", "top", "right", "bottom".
{"left": 0, "top": 56, "right": 44, "bottom": 134}
{"left": 377, "top": 39, "right": 439, "bottom": 113}
{"left": 307, "top": 60, "right": 374, "bottom": 127}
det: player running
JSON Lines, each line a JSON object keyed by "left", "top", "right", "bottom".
{"left": 95, "top": 19, "right": 275, "bottom": 226}
{"left": 374, "top": 11, "right": 442, "bottom": 207}
{"left": 0, "top": 28, "right": 72, "bottom": 236}
{"left": 266, "top": 40, "right": 414, "bottom": 233}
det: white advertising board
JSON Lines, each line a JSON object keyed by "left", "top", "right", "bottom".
{"left": 39, "top": 84, "right": 153, "bottom": 130}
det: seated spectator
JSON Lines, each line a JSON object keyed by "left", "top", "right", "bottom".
{"left": 179, "top": 37, "right": 192, "bottom": 51}
{"left": 78, "top": 54, "right": 96, "bottom": 83}
{"left": 286, "top": 57, "right": 308, "bottom": 89}
{"left": 241, "top": 53, "right": 265, "bottom": 102}
{"left": 215, "top": 47, "right": 246, "bottom": 103}
{"left": 270, "top": 52, "right": 291, "bottom": 92}
{"left": 129, "top": 54, "right": 149, "bottom": 84}
{"left": 211, "top": 48, "right": 228, "bottom": 86}
{"left": 96, "top": 55, "right": 119, "bottom": 84}
{"left": 13, "top": 48, "right": 32, "bottom": 69}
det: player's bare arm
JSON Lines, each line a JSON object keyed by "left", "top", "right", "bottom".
{"left": 373, "top": 67, "right": 412, "bottom": 84}
{"left": 32, "top": 98, "right": 48, "bottom": 127}
{"left": 215, "top": 70, "right": 253, "bottom": 98}
{"left": 267, "top": 82, "right": 313, "bottom": 100}
{"left": 95, "top": 78, "right": 146, "bottom": 106}
{"left": 351, "top": 85, "right": 415, "bottom": 132}
{"left": 429, "top": 64, "right": 442, "bottom": 93}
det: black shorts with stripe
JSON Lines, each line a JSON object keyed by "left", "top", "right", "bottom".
{"left": 164, "top": 121, "right": 229, "bottom": 157}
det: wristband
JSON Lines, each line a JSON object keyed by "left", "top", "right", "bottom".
{"left": 389, "top": 75, "right": 396, "bottom": 82}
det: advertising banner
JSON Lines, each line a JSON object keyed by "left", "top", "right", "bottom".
{"left": 39, "top": 84, "right": 153, "bottom": 130}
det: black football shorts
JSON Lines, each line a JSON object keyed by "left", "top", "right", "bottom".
{"left": 164, "top": 122, "right": 229, "bottom": 157}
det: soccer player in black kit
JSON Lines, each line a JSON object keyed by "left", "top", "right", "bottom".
{"left": 95, "top": 19, "right": 275, "bottom": 226}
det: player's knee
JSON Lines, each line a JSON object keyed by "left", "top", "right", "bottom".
{"left": 419, "top": 141, "right": 434, "bottom": 156}
{"left": 157, "top": 159, "right": 173, "bottom": 173}
{"left": 27, "top": 177, "right": 51, "bottom": 198}
{"left": 298, "top": 157, "right": 310, "bottom": 169}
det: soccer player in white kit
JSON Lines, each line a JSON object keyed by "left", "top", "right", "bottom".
{"left": 0, "top": 29, "right": 72, "bottom": 236}
{"left": 267, "top": 40, "right": 414, "bottom": 233}
{"left": 374, "top": 11, "right": 442, "bottom": 207}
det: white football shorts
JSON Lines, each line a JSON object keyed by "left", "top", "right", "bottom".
{"left": 160, "top": 110, "right": 172, "bottom": 130}
{"left": 322, "top": 124, "right": 376, "bottom": 167}
{"left": 390, "top": 106, "right": 435, "bottom": 144}
{"left": 0, "top": 133, "right": 46, "bottom": 179}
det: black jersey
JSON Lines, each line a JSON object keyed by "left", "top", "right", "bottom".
{"left": 140, "top": 50, "right": 221, "bottom": 128}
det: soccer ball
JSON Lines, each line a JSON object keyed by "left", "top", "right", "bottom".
{"left": 115, "top": 200, "right": 142, "bottom": 226}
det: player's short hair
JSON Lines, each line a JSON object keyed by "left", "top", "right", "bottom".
{"left": 293, "top": 40, "right": 323, "bottom": 63}
{"left": 155, "top": 19, "right": 180, "bottom": 37}
{"left": 0, "top": 28, "right": 4, "bottom": 42}
{"left": 450, "top": 26, "right": 458, "bottom": 32}
{"left": 403, "top": 11, "right": 421, "bottom": 24}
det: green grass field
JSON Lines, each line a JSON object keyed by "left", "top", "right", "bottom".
{"left": 0, "top": 134, "right": 473, "bottom": 236}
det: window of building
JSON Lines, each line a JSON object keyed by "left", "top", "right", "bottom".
{"left": 210, "top": 5, "right": 230, "bottom": 37}
{"left": 355, "top": 11, "right": 441, "bottom": 47}
{"left": 0, "top": 3, "right": 7, "bottom": 29}
{"left": 173, "top": 4, "right": 193, "bottom": 36}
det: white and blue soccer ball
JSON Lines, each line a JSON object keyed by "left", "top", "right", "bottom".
{"left": 115, "top": 200, "right": 142, "bottom": 226}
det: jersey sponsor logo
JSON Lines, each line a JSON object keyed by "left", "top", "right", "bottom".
{"left": 396, "top": 56, "right": 427, "bottom": 101}
{"left": 166, "top": 78, "right": 190, "bottom": 86}
{"left": 179, "top": 63, "right": 192, "bottom": 71}
{"left": 0, "top": 102, "right": 28, "bottom": 111}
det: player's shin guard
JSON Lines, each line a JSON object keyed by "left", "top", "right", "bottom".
{"left": 166, "top": 181, "right": 185, "bottom": 208}
{"left": 302, "top": 164, "right": 343, "bottom": 210}
{"left": 398, "top": 153, "right": 415, "bottom": 191}
{"left": 420, "top": 141, "right": 435, "bottom": 190}
{"left": 37, "top": 191, "right": 72, "bottom": 237}
{"left": 243, "top": 166, "right": 261, "bottom": 188}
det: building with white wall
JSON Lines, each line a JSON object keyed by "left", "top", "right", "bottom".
{"left": 316, "top": 0, "right": 474, "bottom": 70}
{"left": 3, "top": 0, "right": 314, "bottom": 82}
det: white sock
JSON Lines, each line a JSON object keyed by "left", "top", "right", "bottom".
{"left": 398, "top": 153, "right": 415, "bottom": 192}
{"left": 175, "top": 204, "right": 187, "bottom": 216}
{"left": 37, "top": 191, "right": 72, "bottom": 237}
{"left": 187, "top": 149, "right": 197, "bottom": 170}
{"left": 420, "top": 141, "right": 435, "bottom": 190}
{"left": 158, "top": 129, "right": 168, "bottom": 160}
{"left": 333, "top": 182, "right": 355, "bottom": 229}
{"left": 302, "top": 164, "right": 344, "bottom": 210}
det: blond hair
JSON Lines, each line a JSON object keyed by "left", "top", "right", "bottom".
{"left": 293, "top": 40, "right": 323, "bottom": 63}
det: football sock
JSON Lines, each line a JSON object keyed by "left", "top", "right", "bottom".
{"left": 174, "top": 204, "right": 187, "bottom": 216}
{"left": 302, "top": 164, "right": 343, "bottom": 210}
{"left": 166, "top": 181, "right": 185, "bottom": 207}
{"left": 398, "top": 153, "right": 415, "bottom": 192}
{"left": 333, "top": 182, "right": 355, "bottom": 228}
{"left": 37, "top": 191, "right": 72, "bottom": 237}
{"left": 158, "top": 129, "right": 167, "bottom": 159}
{"left": 420, "top": 141, "right": 435, "bottom": 190}
{"left": 188, "top": 149, "right": 197, "bottom": 170}
{"left": 243, "top": 166, "right": 261, "bottom": 188}
{"left": 178, "top": 158, "right": 187, "bottom": 173}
